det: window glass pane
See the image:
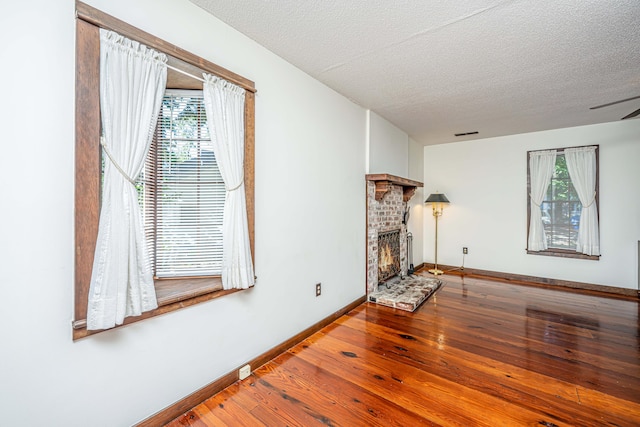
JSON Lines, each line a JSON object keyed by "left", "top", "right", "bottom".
{"left": 541, "top": 154, "right": 581, "bottom": 249}
{"left": 141, "top": 91, "right": 225, "bottom": 277}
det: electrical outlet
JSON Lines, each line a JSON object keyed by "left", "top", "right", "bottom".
{"left": 463, "top": 247, "right": 468, "bottom": 254}
{"left": 239, "top": 364, "right": 251, "bottom": 380}
{"left": 316, "top": 283, "right": 321, "bottom": 296}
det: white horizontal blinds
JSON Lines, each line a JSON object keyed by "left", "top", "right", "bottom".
{"left": 141, "top": 89, "right": 225, "bottom": 278}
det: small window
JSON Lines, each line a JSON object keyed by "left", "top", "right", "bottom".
{"left": 526, "top": 145, "right": 600, "bottom": 260}
{"left": 74, "top": 3, "right": 256, "bottom": 339}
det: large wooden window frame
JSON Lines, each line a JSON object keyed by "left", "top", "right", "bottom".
{"left": 73, "top": 1, "right": 255, "bottom": 339}
{"left": 526, "top": 145, "right": 599, "bottom": 261}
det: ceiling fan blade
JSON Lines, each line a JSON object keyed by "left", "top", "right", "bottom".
{"left": 621, "top": 107, "right": 640, "bottom": 120}
{"left": 590, "top": 95, "right": 640, "bottom": 110}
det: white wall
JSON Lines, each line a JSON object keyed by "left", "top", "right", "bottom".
{"left": 408, "top": 138, "right": 425, "bottom": 269}
{"left": 423, "top": 120, "right": 640, "bottom": 290}
{"left": 367, "top": 111, "right": 409, "bottom": 176}
{"left": 0, "top": 0, "right": 366, "bottom": 425}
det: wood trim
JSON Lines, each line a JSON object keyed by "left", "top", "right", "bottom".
{"left": 245, "top": 91, "right": 255, "bottom": 259}
{"left": 366, "top": 173, "right": 423, "bottom": 202}
{"left": 73, "top": 278, "right": 225, "bottom": 329}
{"left": 74, "top": 18, "right": 101, "bottom": 325}
{"left": 372, "top": 180, "right": 393, "bottom": 202}
{"left": 75, "top": 1, "right": 255, "bottom": 93}
{"left": 425, "top": 263, "right": 638, "bottom": 299}
{"left": 135, "top": 296, "right": 367, "bottom": 427}
{"left": 73, "top": 287, "right": 245, "bottom": 339}
{"left": 154, "top": 278, "right": 223, "bottom": 305}
{"left": 526, "top": 248, "right": 599, "bottom": 261}
{"left": 365, "top": 173, "right": 423, "bottom": 188}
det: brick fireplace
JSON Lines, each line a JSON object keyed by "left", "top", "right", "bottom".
{"left": 366, "top": 174, "right": 423, "bottom": 296}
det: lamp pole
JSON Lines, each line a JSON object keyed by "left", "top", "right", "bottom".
{"left": 429, "top": 208, "right": 443, "bottom": 275}
{"left": 425, "top": 193, "right": 449, "bottom": 276}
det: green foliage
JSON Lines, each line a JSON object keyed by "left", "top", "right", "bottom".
{"left": 542, "top": 153, "right": 581, "bottom": 249}
{"left": 158, "top": 96, "right": 210, "bottom": 171}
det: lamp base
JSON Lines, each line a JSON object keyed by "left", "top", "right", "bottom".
{"left": 428, "top": 268, "right": 444, "bottom": 276}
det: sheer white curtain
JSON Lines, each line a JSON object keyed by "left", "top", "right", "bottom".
{"left": 528, "top": 150, "right": 557, "bottom": 251}
{"left": 87, "top": 29, "right": 167, "bottom": 330}
{"left": 565, "top": 146, "right": 600, "bottom": 255}
{"left": 203, "top": 74, "right": 255, "bottom": 290}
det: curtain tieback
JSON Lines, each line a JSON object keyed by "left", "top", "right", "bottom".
{"left": 225, "top": 173, "right": 244, "bottom": 192}
{"left": 583, "top": 191, "right": 597, "bottom": 208}
{"left": 100, "top": 137, "right": 136, "bottom": 185}
{"left": 529, "top": 193, "right": 541, "bottom": 207}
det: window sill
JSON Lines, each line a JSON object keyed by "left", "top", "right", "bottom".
{"left": 155, "top": 276, "right": 224, "bottom": 305}
{"left": 72, "top": 277, "right": 244, "bottom": 340}
{"left": 527, "top": 248, "right": 600, "bottom": 261}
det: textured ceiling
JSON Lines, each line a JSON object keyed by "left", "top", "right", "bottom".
{"left": 189, "top": 0, "right": 640, "bottom": 145}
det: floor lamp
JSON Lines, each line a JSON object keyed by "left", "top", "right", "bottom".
{"left": 425, "top": 193, "right": 450, "bottom": 275}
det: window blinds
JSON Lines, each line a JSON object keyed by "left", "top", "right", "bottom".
{"left": 141, "top": 90, "right": 225, "bottom": 278}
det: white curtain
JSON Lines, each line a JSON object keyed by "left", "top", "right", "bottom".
{"left": 203, "top": 74, "right": 255, "bottom": 290}
{"left": 565, "top": 146, "right": 600, "bottom": 255}
{"left": 87, "top": 29, "right": 167, "bottom": 330}
{"left": 528, "top": 150, "right": 557, "bottom": 251}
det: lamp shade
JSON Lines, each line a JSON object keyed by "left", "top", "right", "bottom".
{"left": 425, "top": 193, "right": 450, "bottom": 204}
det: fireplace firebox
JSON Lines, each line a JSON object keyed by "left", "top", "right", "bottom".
{"left": 378, "top": 229, "right": 401, "bottom": 283}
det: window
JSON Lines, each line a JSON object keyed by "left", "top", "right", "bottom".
{"left": 142, "top": 91, "right": 225, "bottom": 278}
{"left": 526, "top": 145, "right": 599, "bottom": 260}
{"left": 74, "top": 2, "right": 256, "bottom": 339}
{"left": 540, "top": 153, "right": 582, "bottom": 249}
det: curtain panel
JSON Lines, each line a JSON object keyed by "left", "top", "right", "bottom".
{"left": 565, "top": 146, "right": 600, "bottom": 256}
{"left": 87, "top": 29, "right": 167, "bottom": 330}
{"left": 203, "top": 74, "right": 255, "bottom": 290}
{"left": 528, "top": 150, "right": 557, "bottom": 251}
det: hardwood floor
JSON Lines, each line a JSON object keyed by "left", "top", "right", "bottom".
{"left": 167, "top": 274, "right": 640, "bottom": 426}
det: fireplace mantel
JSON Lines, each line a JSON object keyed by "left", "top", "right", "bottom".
{"left": 366, "top": 173, "right": 423, "bottom": 202}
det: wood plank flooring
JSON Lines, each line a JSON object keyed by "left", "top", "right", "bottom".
{"left": 167, "top": 274, "right": 640, "bottom": 426}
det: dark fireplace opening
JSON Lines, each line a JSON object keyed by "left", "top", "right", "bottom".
{"left": 378, "top": 229, "right": 400, "bottom": 284}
